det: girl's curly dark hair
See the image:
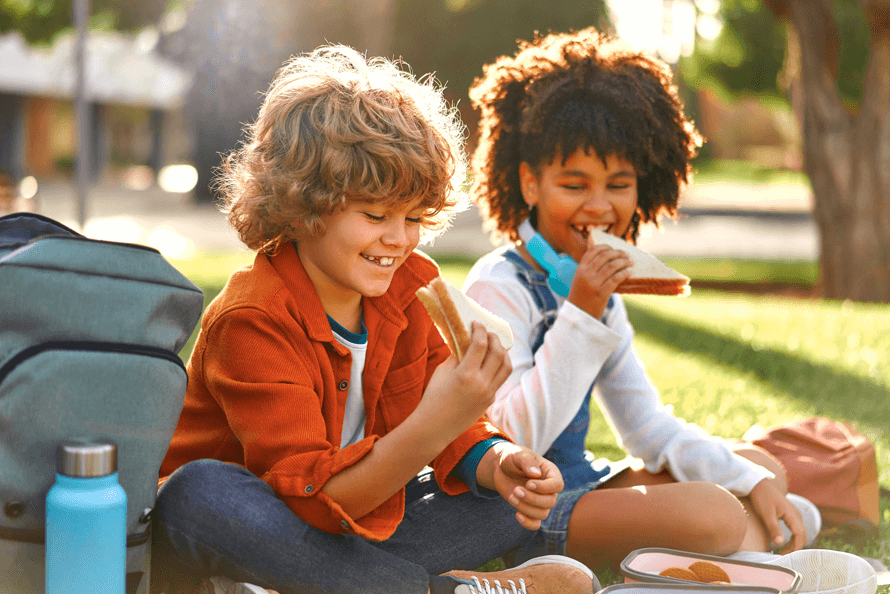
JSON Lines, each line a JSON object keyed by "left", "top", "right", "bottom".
{"left": 469, "top": 27, "right": 702, "bottom": 244}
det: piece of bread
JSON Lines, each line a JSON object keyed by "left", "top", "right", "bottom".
{"left": 588, "top": 229, "right": 691, "bottom": 296}
{"left": 416, "top": 277, "right": 514, "bottom": 360}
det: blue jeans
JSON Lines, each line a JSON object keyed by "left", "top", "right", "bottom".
{"left": 152, "top": 459, "right": 536, "bottom": 594}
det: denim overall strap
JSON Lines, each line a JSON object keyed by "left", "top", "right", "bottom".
{"left": 502, "top": 250, "right": 558, "bottom": 354}
{"left": 503, "top": 249, "right": 613, "bottom": 490}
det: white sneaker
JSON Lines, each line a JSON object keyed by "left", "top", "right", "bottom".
{"left": 782, "top": 493, "right": 822, "bottom": 548}
{"left": 445, "top": 554, "right": 598, "bottom": 594}
{"left": 768, "top": 549, "right": 876, "bottom": 594}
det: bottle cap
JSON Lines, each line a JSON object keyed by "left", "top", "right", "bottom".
{"left": 56, "top": 440, "right": 117, "bottom": 477}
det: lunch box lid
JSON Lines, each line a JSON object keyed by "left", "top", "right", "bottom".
{"left": 620, "top": 548, "right": 801, "bottom": 594}
{"left": 601, "top": 583, "right": 785, "bottom": 594}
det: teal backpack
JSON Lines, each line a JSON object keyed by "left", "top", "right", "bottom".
{"left": 0, "top": 213, "right": 204, "bottom": 594}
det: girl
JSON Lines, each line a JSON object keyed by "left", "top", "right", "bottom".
{"left": 462, "top": 27, "right": 819, "bottom": 571}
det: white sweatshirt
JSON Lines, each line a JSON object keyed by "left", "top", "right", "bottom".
{"left": 463, "top": 246, "right": 772, "bottom": 496}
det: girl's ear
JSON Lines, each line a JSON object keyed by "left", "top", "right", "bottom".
{"left": 518, "top": 162, "right": 539, "bottom": 208}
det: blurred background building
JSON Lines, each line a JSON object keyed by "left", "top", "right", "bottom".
{"left": 0, "top": 0, "right": 805, "bottom": 200}
{"left": 1, "top": 0, "right": 885, "bottom": 300}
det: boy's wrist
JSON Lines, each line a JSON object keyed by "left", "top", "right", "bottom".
{"left": 476, "top": 440, "right": 511, "bottom": 490}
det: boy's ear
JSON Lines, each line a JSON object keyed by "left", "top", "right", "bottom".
{"left": 518, "top": 162, "right": 538, "bottom": 208}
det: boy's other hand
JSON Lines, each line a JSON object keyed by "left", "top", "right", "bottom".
{"left": 568, "top": 232, "right": 632, "bottom": 320}
{"left": 478, "top": 442, "right": 564, "bottom": 530}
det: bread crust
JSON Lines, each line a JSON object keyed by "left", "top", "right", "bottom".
{"left": 589, "top": 229, "right": 690, "bottom": 296}
{"left": 416, "top": 286, "right": 460, "bottom": 357}
{"left": 430, "top": 277, "right": 471, "bottom": 359}
{"left": 416, "top": 276, "right": 513, "bottom": 361}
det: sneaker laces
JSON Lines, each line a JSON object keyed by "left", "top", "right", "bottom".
{"left": 467, "top": 575, "right": 527, "bottom": 594}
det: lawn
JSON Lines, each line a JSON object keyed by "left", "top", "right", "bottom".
{"left": 170, "top": 251, "right": 890, "bottom": 589}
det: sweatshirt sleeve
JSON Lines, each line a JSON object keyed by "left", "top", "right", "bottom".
{"left": 464, "top": 261, "right": 622, "bottom": 455}
{"left": 593, "top": 296, "right": 773, "bottom": 496}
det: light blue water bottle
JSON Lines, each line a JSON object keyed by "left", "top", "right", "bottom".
{"left": 45, "top": 440, "right": 127, "bottom": 594}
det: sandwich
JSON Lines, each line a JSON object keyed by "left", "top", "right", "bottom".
{"left": 416, "top": 277, "right": 514, "bottom": 360}
{"left": 588, "top": 229, "right": 690, "bottom": 296}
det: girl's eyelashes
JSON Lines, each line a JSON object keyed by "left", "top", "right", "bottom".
{"left": 364, "top": 213, "right": 385, "bottom": 222}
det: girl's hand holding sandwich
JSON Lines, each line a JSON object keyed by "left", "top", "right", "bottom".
{"left": 568, "top": 232, "right": 632, "bottom": 320}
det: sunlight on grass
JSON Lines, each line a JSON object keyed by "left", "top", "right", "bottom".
{"left": 611, "top": 293, "right": 890, "bottom": 486}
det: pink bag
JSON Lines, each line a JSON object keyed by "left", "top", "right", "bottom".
{"left": 746, "top": 417, "right": 880, "bottom": 539}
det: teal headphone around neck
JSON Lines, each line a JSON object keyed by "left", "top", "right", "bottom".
{"left": 518, "top": 219, "right": 577, "bottom": 297}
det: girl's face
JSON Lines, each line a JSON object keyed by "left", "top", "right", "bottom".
{"left": 298, "top": 198, "right": 423, "bottom": 316}
{"left": 519, "top": 149, "right": 638, "bottom": 262}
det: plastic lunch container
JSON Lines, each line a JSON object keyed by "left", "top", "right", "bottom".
{"left": 619, "top": 548, "right": 802, "bottom": 594}
{"left": 600, "top": 584, "right": 789, "bottom": 594}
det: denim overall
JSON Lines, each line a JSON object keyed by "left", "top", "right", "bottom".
{"left": 503, "top": 250, "right": 614, "bottom": 491}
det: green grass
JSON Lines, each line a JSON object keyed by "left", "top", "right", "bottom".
{"left": 662, "top": 258, "right": 819, "bottom": 286}
{"left": 170, "top": 251, "right": 889, "bottom": 589}
{"left": 692, "top": 158, "right": 811, "bottom": 188}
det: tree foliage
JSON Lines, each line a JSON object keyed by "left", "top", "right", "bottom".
{"left": 0, "top": 0, "right": 170, "bottom": 44}
{"left": 682, "top": 0, "right": 871, "bottom": 105}
{"left": 390, "top": 0, "right": 612, "bottom": 105}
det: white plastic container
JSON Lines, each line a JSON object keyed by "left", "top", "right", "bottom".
{"left": 620, "top": 548, "right": 801, "bottom": 594}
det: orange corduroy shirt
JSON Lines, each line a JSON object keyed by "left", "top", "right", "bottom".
{"left": 159, "top": 242, "right": 509, "bottom": 541}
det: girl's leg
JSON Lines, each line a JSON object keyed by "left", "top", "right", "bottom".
{"left": 564, "top": 476, "right": 748, "bottom": 571}
{"left": 152, "top": 459, "right": 433, "bottom": 594}
{"left": 564, "top": 446, "right": 789, "bottom": 570}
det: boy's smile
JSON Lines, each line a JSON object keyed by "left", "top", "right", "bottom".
{"left": 519, "top": 150, "right": 638, "bottom": 263}
{"left": 297, "top": 198, "right": 423, "bottom": 329}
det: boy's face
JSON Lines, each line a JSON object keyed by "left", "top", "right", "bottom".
{"left": 519, "top": 149, "right": 638, "bottom": 263}
{"left": 298, "top": 198, "right": 424, "bottom": 310}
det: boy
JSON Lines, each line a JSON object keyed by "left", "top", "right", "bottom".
{"left": 152, "top": 45, "right": 595, "bottom": 594}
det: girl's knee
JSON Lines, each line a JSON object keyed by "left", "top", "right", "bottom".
{"left": 686, "top": 482, "right": 747, "bottom": 555}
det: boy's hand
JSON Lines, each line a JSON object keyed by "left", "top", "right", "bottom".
{"left": 417, "top": 322, "right": 512, "bottom": 436}
{"left": 568, "top": 232, "right": 632, "bottom": 319}
{"left": 748, "top": 479, "right": 806, "bottom": 553}
{"left": 477, "top": 441, "right": 564, "bottom": 530}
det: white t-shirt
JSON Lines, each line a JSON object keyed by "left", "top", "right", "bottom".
{"left": 329, "top": 316, "right": 368, "bottom": 449}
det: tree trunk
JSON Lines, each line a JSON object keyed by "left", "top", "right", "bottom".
{"left": 782, "top": 0, "right": 890, "bottom": 302}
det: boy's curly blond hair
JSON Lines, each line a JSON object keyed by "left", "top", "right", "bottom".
{"left": 469, "top": 27, "right": 702, "bottom": 244}
{"left": 216, "top": 45, "right": 468, "bottom": 252}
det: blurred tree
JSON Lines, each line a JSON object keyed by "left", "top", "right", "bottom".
{"left": 682, "top": 0, "right": 871, "bottom": 104}
{"left": 762, "top": 0, "right": 890, "bottom": 302}
{"left": 680, "top": 0, "right": 787, "bottom": 97}
{"left": 390, "top": 0, "right": 612, "bottom": 138}
{"left": 683, "top": 0, "right": 888, "bottom": 302}
{"left": 0, "top": 0, "right": 170, "bottom": 44}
